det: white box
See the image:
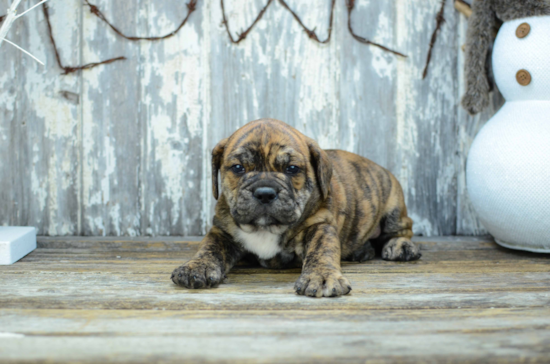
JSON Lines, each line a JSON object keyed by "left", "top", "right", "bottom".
{"left": 0, "top": 227, "right": 37, "bottom": 265}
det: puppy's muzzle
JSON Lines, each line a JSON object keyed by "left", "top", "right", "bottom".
{"left": 253, "top": 186, "right": 278, "bottom": 204}
{"left": 233, "top": 177, "right": 298, "bottom": 226}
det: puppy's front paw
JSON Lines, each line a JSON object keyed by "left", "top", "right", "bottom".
{"left": 171, "top": 258, "right": 224, "bottom": 289}
{"left": 294, "top": 269, "right": 351, "bottom": 298}
{"left": 382, "top": 237, "right": 421, "bottom": 261}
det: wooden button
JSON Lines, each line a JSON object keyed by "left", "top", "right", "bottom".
{"left": 516, "top": 23, "right": 530, "bottom": 38}
{"left": 516, "top": 70, "right": 532, "bottom": 86}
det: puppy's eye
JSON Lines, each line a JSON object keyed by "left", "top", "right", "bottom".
{"left": 231, "top": 164, "right": 245, "bottom": 174}
{"left": 285, "top": 165, "right": 300, "bottom": 175}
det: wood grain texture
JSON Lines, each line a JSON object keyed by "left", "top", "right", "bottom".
{"left": 0, "top": 0, "right": 81, "bottom": 235}
{"left": 1, "top": 237, "right": 550, "bottom": 363}
{"left": 394, "top": 0, "right": 460, "bottom": 236}
{"left": 1, "top": 1, "right": 502, "bottom": 236}
{"left": 338, "top": 0, "right": 397, "bottom": 174}
{"left": 1, "top": 308, "right": 550, "bottom": 363}
{"left": 81, "top": 0, "right": 142, "bottom": 236}
{"left": 139, "top": 0, "right": 208, "bottom": 236}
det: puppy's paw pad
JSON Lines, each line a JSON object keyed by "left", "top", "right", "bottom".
{"left": 382, "top": 238, "right": 421, "bottom": 262}
{"left": 294, "top": 270, "right": 351, "bottom": 298}
{"left": 171, "top": 259, "right": 223, "bottom": 289}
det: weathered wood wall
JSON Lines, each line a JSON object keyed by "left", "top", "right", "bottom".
{"left": 0, "top": 0, "right": 503, "bottom": 236}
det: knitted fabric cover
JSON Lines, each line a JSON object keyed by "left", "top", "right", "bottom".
{"left": 467, "top": 16, "right": 550, "bottom": 252}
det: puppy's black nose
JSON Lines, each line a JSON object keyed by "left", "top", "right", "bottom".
{"left": 253, "top": 187, "right": 278, "bottom": 204}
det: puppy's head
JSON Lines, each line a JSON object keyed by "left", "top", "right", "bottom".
{"left": 212, "top": 119, "right": 332, "bottom": 233}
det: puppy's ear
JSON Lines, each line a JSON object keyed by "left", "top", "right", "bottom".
{"left": 212, "top": 138, "right": 228, "bottom": 200}
{"left": 308, "top": 140, "right": 332, "bottom": 200}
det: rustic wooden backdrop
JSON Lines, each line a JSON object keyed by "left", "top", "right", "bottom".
{"left": 0, "top": 0, "right": 503, "bottom": 237}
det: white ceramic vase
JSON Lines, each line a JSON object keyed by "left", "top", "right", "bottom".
{"left": 467, "top": 16, "right": 550, "bottom": 252}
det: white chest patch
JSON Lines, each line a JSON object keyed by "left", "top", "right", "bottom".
{"left": 234, "top": 228, "right": 282, "bottom": 260}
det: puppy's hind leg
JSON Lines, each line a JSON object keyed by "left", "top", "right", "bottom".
{"left": 375, "top": 179, "right": 421, "bottom": 262}
{"left": 347, "top": 240, "right": 376, "bottom": 262}
{"left": 377, "top": 209, "right": 421, "bottom": 261}
{"left": 382, "top": 237, "right": 420, "bottom": 262}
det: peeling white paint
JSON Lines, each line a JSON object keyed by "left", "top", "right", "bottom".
{"left": 0, "top": 73, "right": 17, "bottom": 111}
{"left": 30, "top": 143, "right": 47, "bottom": 214}
{"left": 109, "top": 203, "right": 121, "bottom": 236}
{"left": 200, "top": 0, "right": 214, "bottom": 234}
{"left": 0, "top": 332, "right": 25, "bottom": 338}
{"left": 410, "top": 212, "right": 434, "bottom": 236}
{"left": 149, "top": 113, "right": 185, "bottom": 226}
{"left": 0, "top": 0, "right": 488, "bottom": 237}
{"left": 370, "top": 12, "right": 394, "bottom": 80}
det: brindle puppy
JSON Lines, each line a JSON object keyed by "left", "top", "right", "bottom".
{"left": 171, "top": 118, "right": 421, "bottom": 297}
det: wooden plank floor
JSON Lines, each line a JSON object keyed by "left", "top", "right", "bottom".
{"left": 1, "top": 236, "right": 549, "bottom": 363}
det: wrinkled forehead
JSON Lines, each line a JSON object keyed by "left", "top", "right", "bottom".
{"left": 224, "top": 123, "right": 308, "bottom": 166}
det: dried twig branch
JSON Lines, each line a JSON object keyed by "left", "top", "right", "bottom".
{"left": 3, "top": 0, "right": 409, "bottom": 76}
{"left": 278, "top": 0, "right": 335, "bottom": 43}
{"left": 42, "top": 3, "right": 125, "bottom": 75}
{"left": 454, "top": 0, "right": 472, "bottom": 18}
{"left": 222, "top": 0, "right": 404, "bottom": 56}
{"left": 83, "top": 0, "right": 198, "bottom": 41}
{"left": 346, "top": 0, "right": 407, "bottom": 57}
{"left": 221, "top": 0, "right": 274, "bottom": 44}
{"left": 422, "top": 0, "right": 446, "bottom": 79}
{"left": 16, "top": 0, "right": 49, "bottom": 18}
{"left": 3, "top": 38, "right": 44, "bottom": 64}
{"left": 1, "top": 0, "right": 50, "bottom": 64}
